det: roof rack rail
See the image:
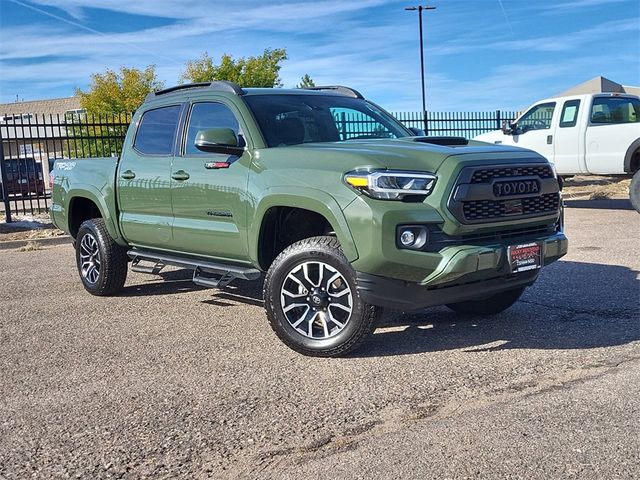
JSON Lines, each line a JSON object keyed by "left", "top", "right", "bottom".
{"left": 303, "top": 85, "right": 364, "bottom": 99}
{"left": 146, "top": 81, "right": 244, "bottom": 101}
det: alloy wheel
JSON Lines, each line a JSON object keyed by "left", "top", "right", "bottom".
{"left": 280, "top": 261, "right": 353, "bottom": 339}
{"left": 79, "top": 233, "right": 101, "bottom": 284}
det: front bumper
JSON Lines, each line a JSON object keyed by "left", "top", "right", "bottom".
{"left": 354, "top": 231, "right": 567, "bottom": 310}
{"left": 357, "top": 269, "right": 539, "bottom": 311}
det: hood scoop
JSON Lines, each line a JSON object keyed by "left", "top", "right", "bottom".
{"left": 412, "top": 136, "right": 469, "bottom": 147}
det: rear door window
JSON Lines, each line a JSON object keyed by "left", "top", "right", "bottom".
{"left": 590, "top": 97, "right": 640, "bottom": 124}
{"left": 134, "top": 105, "right": 181, "bottom": 155}
{"left": 559, "top": 100, "right": 580, "bottom": 128}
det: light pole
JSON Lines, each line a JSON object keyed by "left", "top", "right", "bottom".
{"left": 405, "top": 5, "right": 436, "bottom": 133}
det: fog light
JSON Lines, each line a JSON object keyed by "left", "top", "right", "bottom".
{"left": 400, "top": 230, "right": 415, "bottom": 246}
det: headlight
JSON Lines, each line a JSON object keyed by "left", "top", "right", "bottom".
{"left": 344, "top": 170, "right": 436, "bottom": 200}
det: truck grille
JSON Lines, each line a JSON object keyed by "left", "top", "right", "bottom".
{"left": 471, "top": 165, "right": 553, "bottom": 183}
{"left": 463, "top": 193, "right": 560, "bottom": 221}
{"left": 448, "top": 163, "right": 561, "bottom": 224}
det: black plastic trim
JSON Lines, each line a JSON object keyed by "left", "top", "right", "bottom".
{"left": 412, "top": 136, "right": 469, "bottom": 146}
{"left": 419, "top": 223, "right": 558, "bottom": 252}
{"left": 128, "top": 248, "right": 261, "bottom": 280}
{"left": 146, "top": 81, "right": 245, "bottom": 102}
{"left": 356, "top": 270, "right": 538, "bottom": 311}
{"left": 303, "top": 85, "right": 364, "bottom": 99}
{"left": 447, "top": 163, "right": 561, "bottom": 224}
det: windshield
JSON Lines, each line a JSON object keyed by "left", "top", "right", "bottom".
{"left": 243, "top": 94, "right": 412, "bottom": 147}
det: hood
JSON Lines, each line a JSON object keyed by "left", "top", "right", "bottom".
{"left": 474, "top": 130, "right": 508, "bottom": 144}
{"left": 264, "top": 137, "right": 530, "bottom": 172}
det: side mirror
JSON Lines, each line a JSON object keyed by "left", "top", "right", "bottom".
{"left": 501, "top": 120, "right": 512, "bottom": 135}
{"left": 409, "top": 127, "right": 426, "bottom": 136}
{"left": 195, "top": 128, "right": 244, "bottom": 155}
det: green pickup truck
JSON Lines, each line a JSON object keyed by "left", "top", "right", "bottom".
{"left": 51, "top": 82, "right": 568, "bottom": 357}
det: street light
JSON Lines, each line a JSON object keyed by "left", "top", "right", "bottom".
{"left": 405, "top": 5, "right": 436, "bottom": 133}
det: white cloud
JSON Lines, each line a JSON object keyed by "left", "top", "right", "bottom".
{"left": 541, "top": 0, "right": 634, "bottom": 12}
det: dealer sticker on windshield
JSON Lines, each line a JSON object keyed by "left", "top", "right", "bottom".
{"left": 508, "top": 242, "right": 543, "bottom": 273}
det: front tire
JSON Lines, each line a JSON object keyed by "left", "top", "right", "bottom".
{"left": 75, "top": 218, "right": 128, "bottom": 296}
{"left": 630, "top": 170, "right": 640, "bottom": 213}
{"left": 263, "top": 236, "right": 381, "bottom": 357}
{"left": 446, "top": 287, "right": 525, "bottom": 315}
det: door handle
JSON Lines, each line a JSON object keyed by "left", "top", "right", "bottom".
{"left": 120, "top": 170, "right": 136, "bottom": 180}
{"left": 547, "top": 135, "right": 553, "bottom": 145}
{"left": 171, "top": 170, "right": 190, "bottom": 181}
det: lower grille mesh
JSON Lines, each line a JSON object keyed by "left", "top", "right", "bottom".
{"left": 463, "top": 193, "right": 560, "bottom": 221}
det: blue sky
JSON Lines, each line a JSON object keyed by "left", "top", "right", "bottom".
{"left": 0, "top": 0, "right": 638, "bottom": 112}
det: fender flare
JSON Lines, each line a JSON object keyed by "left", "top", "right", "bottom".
{"left": 624, "top": 138, "right": 640, "bottom": 173}
{"left": 249, "top": 187, "right": 358, "bottom": 265}
{"left": 67, "top": 185, "right": 124, "bottom": 244}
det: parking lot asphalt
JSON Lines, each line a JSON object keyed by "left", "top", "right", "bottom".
{"left": 0, "top": 200, "right": 638, "bottom": 479}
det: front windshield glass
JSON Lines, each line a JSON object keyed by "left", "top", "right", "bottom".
{"left": 243, "top": 94, "right": 412, "bottom": 147}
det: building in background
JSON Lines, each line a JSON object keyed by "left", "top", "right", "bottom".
{"left": 0, "top": 96, "right": 81, "bottom": 118}
{"left": 556, "top": 76, "right": 640, "bottom": 97}
{"left": 0, "top": 97, "right": 83, "bottom": 188}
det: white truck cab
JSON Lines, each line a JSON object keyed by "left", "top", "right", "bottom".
{"left": 475, "top": 93, "right": 640, "bottom": 210}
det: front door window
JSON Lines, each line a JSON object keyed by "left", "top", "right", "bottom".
{"left": 517, "top": 102, "right": 556, "bottom": 134}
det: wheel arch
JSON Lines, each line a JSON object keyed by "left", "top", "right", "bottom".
{"left": 67, "top": 186, "right": 123, "bottom": 243}
{"left": 624, "top": 138, "right": 640, "bottom": 173}
{"left": 250, "top": 187, "right": 358, "bottom": 270}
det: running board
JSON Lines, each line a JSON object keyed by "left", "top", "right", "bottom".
{"left": 127, "top": 249, "right": 261, "bottom": 288}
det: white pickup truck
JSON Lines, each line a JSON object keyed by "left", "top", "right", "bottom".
{"left": 475, "top": 93, "right": 640, "bottom": 211}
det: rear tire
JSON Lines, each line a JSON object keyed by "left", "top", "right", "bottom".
{"left": 75, "top": 218, "right": 128, "bottom": 296}
{"left": 263, "top": 236, "right": 381, "bottom": 357}
{"left": 630, "top": 170, "right": 640, "bottom": 213}
{"left": 446, "top": 287, "right": 525, "bottom": 315}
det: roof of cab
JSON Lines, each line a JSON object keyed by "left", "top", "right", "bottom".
{"left": 144, "top": 81, "right": 364, "bottom": 103}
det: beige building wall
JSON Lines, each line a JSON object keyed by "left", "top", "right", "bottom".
{"left": 557, "top": 76, "right": 640, "bottom": 97}
{"left": 0, "top": 97, "right": 81, "bottom": 118}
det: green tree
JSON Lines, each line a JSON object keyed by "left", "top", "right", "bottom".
{"left": 180, "top": 49, "right": 288, "bottom": 87}
{"left": 76, "top": 65, "right": 163, "bottom": 114}
{"left": 297, "top": 74, "right": 316, "bottom": 88}
{"left": 69, "top": 66, "right": 163, "bottom": 158}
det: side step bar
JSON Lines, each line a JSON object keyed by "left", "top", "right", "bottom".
{"left": 128, "top": 249, "right": 261, "bottom": 289}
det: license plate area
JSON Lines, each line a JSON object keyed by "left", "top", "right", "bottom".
{"left": 508, "top": 242, "right": 542, "bottom": 273}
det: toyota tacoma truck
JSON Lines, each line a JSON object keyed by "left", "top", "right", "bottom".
{"left": 51, "top": 82, "right": 568, "bottom": 357}
{"left": 475, "top": 93, "right": 640, "bottom": 211}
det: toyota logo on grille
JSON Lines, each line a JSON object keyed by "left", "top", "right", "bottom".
{"left": 493, "top": 179, "right": 541, "bottom": 197}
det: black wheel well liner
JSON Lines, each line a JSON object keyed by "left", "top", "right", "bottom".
{"left": 68, "top": 197, "right": 102, "bottom": 238}
{"left": 258, "top": 206, "right": 334, "bottom": 270}
{"left": 624, "top": 138, "right": 640, "bottom": 173}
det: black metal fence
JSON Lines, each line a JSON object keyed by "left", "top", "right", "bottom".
{"left": 394, "top": 110, "right": 516, "bottom": 138}
{"left": 1, "top": 110, "right": 515, "bottom": 222}
{"left": 0, "top": 113, "right": 131, "bottom": 222}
